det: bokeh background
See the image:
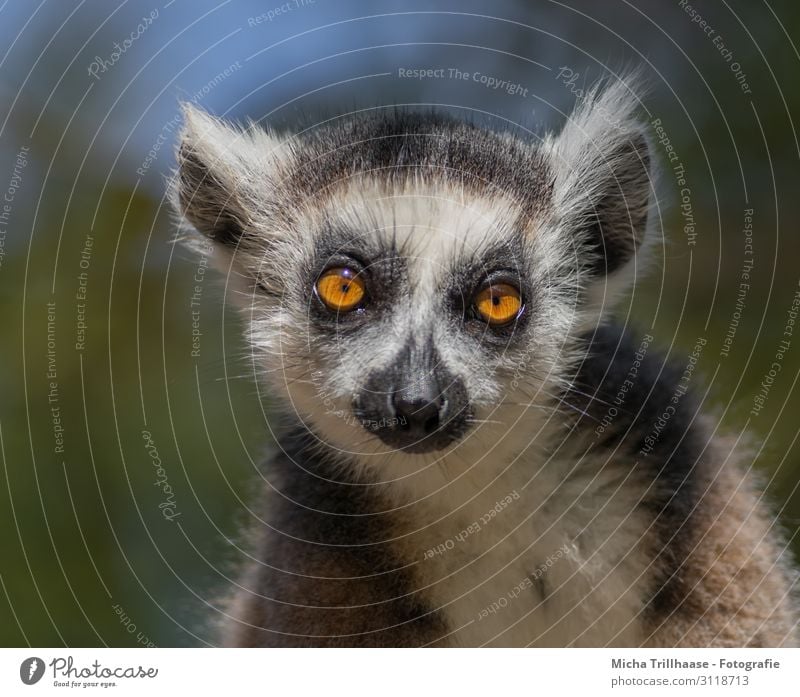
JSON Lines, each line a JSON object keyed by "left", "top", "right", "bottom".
{"left": 1, "top": 0, "right": 799, "bottom": 647}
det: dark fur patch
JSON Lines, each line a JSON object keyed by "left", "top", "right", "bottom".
{"left": 281, "top": 110, "right": 553, "bottom": 223}
{"left": 581, "top": 132, "right": 652, "bottom": 275}
{"left": 227, "top": 430, "right": 448, "bottom": 647}
{"left": 177, "top": 145, "right": 244, "bottom": 245}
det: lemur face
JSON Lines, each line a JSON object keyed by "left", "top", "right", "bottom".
{"left": 294, "top": 184, "right": 537, "bottom": 455}
{"left": 175, "top": 81, "right": 653, "bottom": 470}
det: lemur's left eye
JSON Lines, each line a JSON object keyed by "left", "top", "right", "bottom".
{"left": 316, "top": 267, "right": 366, "bottom": 312}
{"left": 474, "top": 283, "right": 522, "bottom": 326}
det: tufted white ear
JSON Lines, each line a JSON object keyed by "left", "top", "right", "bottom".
{"left": 549, "top": 77, "right": 654, "bottom": 277}
{"left": 174, "top": 103, "right": 284, "bottom": 247}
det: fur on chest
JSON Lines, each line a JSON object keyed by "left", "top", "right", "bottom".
{"left": 392, "top": 456, "right": 656, "bottom": 647}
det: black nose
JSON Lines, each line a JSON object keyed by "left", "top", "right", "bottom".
{"left": 354, "top": 340, "right": 472, "bottom": 453}
{"left": 392, "top": 391, "right": 443, "bottom": 437}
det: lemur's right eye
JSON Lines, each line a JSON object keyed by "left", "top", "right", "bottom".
{"left": 316, "top": 267, "right": 366, "bottom": 312}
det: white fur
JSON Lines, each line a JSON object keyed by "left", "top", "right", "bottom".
{"left": 408, "top": 456, "right": 653, "bottom": 647}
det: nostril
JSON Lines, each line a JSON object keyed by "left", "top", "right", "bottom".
{"left": 392, "top": 394, "right": 442, "bottom": 435}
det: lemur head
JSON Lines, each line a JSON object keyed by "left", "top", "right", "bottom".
{"left": 174, "top": 78, "right": 654, "bottom": 480}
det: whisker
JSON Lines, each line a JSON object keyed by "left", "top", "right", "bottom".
{"left": 562, "top": 383, "right": 624, "bottom": 411}
{"left": 532, "top": 389, "right": 602, "bottom": 424}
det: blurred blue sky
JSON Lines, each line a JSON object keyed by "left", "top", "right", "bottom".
{"left": 1, "top": 0, "right": 730, "bottom": 191}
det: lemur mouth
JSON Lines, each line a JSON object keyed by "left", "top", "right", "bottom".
{"left": 353, "top": 404, "right": 469, "bottom": 454}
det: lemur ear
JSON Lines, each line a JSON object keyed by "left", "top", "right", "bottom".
{"left": 549, "top": 78, "right": 653, "bottom": 275}
{"left": 174, "top": 103, "right": 280, "bottom": 248}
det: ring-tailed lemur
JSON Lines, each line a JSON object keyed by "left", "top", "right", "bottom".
{"left": 174, "top": 77, "right": 798, "bottom": 647}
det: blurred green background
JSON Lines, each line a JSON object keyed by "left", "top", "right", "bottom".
{"left": 0, "top": 0, "right": 798, "bottom": 646}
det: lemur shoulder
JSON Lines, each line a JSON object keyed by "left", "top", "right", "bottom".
{"left": 174, "top": 78, "right": 799, "bottom": 647}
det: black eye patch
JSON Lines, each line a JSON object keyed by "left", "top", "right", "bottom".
{"left": 445, "top": 240, "right": 529, "bottom": 316}
{"left": 304, "top": 224, "right": 411, "bottom": 331}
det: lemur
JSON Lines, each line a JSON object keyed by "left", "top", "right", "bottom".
{"left": 173, "top": 77, "right": 799, "bottom": 647}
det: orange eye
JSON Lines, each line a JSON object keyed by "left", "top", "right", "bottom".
{"left": 474, "top": 283, "right": 522, "bottom": 326}
{"left": 316, "top": 267, "right": 366, "bottom": 312}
